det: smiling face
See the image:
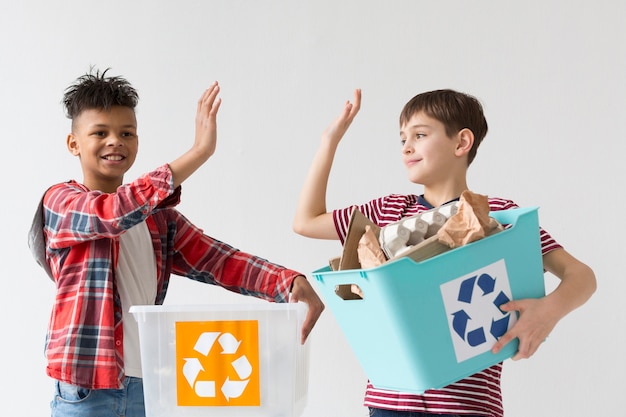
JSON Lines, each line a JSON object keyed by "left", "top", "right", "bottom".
{"left": 398, "top": 110, "right": 476, "bottom": 206}
{"left": 67, "top": 106, "right": 138, "bottom": 192}
{"left": 400, "top": 111, "right": 462, "bottom": 187}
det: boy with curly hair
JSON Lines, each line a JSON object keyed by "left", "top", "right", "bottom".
{"left": 30, "top": 68, "right": 324, "bottom": 417}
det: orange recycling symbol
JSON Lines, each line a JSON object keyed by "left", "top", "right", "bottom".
{"left": 175, "top": 320, "right": 260, "bottom": 406}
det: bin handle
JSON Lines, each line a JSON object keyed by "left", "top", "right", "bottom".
{"left": 335, "top": 284, "right": 364, "bottom": 300}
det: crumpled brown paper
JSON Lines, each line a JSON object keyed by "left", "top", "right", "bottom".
{"left": 437, "top": 190, "right": 502, "bottom": 248}
{"left": 357, "top": 225, "right": 387, "bottom": 269}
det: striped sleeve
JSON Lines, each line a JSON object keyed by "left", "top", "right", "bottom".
{"left": 333, "top": 194, "right": 421, "bottom": 244}
{"left": 487, "top": 197, "right": 562, "bottom": 255}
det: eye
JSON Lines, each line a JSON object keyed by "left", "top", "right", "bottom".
{"left": 416, "top": 133, "right": 426, "bottom": 139}
{"left": 92, "top": 131, "right": 106, "bottom": 137}
{"left": 121, "top": 131, "right": 136, "bottom": 138}
{"left": 400, "top": 138, "right": 406, "bottom": 146}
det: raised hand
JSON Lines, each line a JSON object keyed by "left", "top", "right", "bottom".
{"left": 194, "top": 81, "right": 222, "bottom": 159}
{"left": 169, "top": 82, "right": 222, "bottom": 188}
{"left": 321, "top": 89, "right": 361, "bottom": 147}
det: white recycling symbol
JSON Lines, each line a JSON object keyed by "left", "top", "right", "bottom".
{"left": 182, "top": 332, "right": 252, "bottom": 401}
{"left": 440, "top": 259, "right": 517, "bottom": 362}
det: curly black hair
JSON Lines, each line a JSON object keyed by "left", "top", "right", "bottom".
{"left": 63, "top": 67, "right": 139, "bottom": 119}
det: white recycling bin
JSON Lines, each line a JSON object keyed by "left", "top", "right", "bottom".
{"left": 130, "top": 302, "right": 309, "bottom": 417}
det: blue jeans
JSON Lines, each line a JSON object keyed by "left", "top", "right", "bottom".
{"left": 369, "top": 409, "right": 484, "bottom": 417}
{"left": 51, "top": 377, "right": 145, "bottom": 417}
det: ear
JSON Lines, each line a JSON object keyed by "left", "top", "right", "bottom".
{"left": 454, "top": 128, "right": 474, "bottom": 158}
{"left": 66, "top": 133, "right": 80, "bottom": 156}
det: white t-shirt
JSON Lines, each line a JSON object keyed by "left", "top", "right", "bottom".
{"left": 116, "top": 221, "right": 157, "bottom": 378}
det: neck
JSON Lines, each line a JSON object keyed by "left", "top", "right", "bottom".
{"left": 422, "top": 183, "right": 469, "bottom": 208}
{"left": 83, "top": 177, "right": 123, "bottom": 194}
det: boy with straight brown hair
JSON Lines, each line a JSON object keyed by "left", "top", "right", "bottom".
{"left": 293, "top": 88, "right": 595, "bottom": 417}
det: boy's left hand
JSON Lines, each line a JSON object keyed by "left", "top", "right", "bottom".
{"left": 491, "top": 297, "right": 559, "bottom": 360}
{"left": 289, "top": 275, "right": 325, "bottom": 344}
{"left": 493, "top": 248, "right": 596, "bottom": 360}
{"left": 194, "top": 81, "right": 222, "bottom": 158}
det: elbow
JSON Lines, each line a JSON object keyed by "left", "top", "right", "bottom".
{"left": 293, "top": 213, "right": 337, "bottom": 240}
{"left": 586, "top": 264, "right": 598, "bottom": 296}
{"left": 574, "top": 262, "right": 597, "bottom": 303}
{"left": 292, "top": 219, "right": 307, "bottom": 237}
{"left": 292, "top": 217, "right": 321, "bottom": 238}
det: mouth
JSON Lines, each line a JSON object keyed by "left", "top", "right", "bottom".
{"left": 102, "top": 154, "right": 125, "bottom": 161}
{"left": 405, "top": 158, "right": 422, "bottom": 167}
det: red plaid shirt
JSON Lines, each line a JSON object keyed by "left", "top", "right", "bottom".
{"left": 38, "top": 164, "right": 299, "bottom": 389}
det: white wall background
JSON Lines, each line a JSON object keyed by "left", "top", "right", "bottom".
{"left": 1, "top": 1, "right": 622, "bottom": 415}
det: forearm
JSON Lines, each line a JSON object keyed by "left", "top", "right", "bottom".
{"left": 544, "top": 258, "right": 596, "bottom": 320}
{"left": 168, "top": 145, "right": 214, "bottom": 189}
{"left": 293, "top": 141, "right": 340, "bottom": 239}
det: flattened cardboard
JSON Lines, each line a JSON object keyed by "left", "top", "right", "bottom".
{"left": 337, "top": 209, "right": 379, "bottom": 271}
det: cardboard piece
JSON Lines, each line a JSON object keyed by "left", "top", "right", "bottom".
{"left": 335, "top": 209, "right": 452, "bottom": 271}
{"left": 336, "top": 209, "right": 379, "bottom": 271}
{"left": 357, "top": 225, "right": 387, "bottom": 269}
{"left": 437, "top": 191, "right": 502, "bottom": 248}
{"left": 334, "top": 206, "right": 501, "bottom": 272}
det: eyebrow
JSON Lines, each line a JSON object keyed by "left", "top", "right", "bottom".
{"left": 89, "top": 123, "right": 137, "bottom": 129}
{"left": 406, "top": 124, "right": 431, "bottom": 129}
{"left": 400, "top": 124, "right": 432, "bottom": 134}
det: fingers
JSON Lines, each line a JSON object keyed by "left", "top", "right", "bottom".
{"left": 296, "top": 295, "right": 324, "bottom": 344}
{"left": 491, "top": 300, "right": 521, "bottom": 355}
{"left": 299, "top": 305, "right": 322, "bottom": 344}
{"left": 352, "top": 88, "right": 362, "bottom": 114}
{"left": 197, "top": 81, "right": 222, "bottom": 118}
{"left": 290, "top": 276, "right": 325, "bottom": 344}
{"left": 491, "top": 298, "right": 551, "bottom": 360}
{"left": 511, "top": 339, "right": 539, "bottom": 361}
{"left": 342, "top": 88, "right": 362, "bottom": 122}
{"left": 499, "top": 300, "right": 517, "bottom": 313}
{"left": 491, "top": 331, "right": 515, "bottom": 355}
{"left": 323, "top": 88, "right": 362, "bottom": 143}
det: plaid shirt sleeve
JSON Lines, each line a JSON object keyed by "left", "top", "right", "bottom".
{"left": 45, "top": 165, "right": 174, "bottom": 249}
{"left": 161, "top": 209, "right": 299, "bottom": 304}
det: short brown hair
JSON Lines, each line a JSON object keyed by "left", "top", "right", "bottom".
{"left": 399, "top": 89, "right": 488, "bottom": 165}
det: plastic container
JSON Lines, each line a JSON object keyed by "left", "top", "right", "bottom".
{"left": 130, "top": 302, "right": 309, "bottom": 417}
{"left": 312, "top": 207, "right": 545, "bottom": 393}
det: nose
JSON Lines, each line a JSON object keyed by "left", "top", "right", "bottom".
{"left": 106, "top": 133, "right": 124, "bottom": 146}
{"left": 402, "top": 139, "right": 413, "bottom": 154}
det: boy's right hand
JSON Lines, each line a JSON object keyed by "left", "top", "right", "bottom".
{"left": 292, "top": 89, "right": 361, "bottom": 240}
{"left": 321, "top": 89, "right": 361, "bottom": 147}
{"left": 289, "top": 275, "right": 325, "bottom": 344}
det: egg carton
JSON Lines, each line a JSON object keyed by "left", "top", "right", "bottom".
{"left": 379, "top": 202, "right": 459, "bottom": 259}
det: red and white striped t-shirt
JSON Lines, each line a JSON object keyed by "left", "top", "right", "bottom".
{"left": 332, "top": 194, "right": 562, "bottom": 417}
